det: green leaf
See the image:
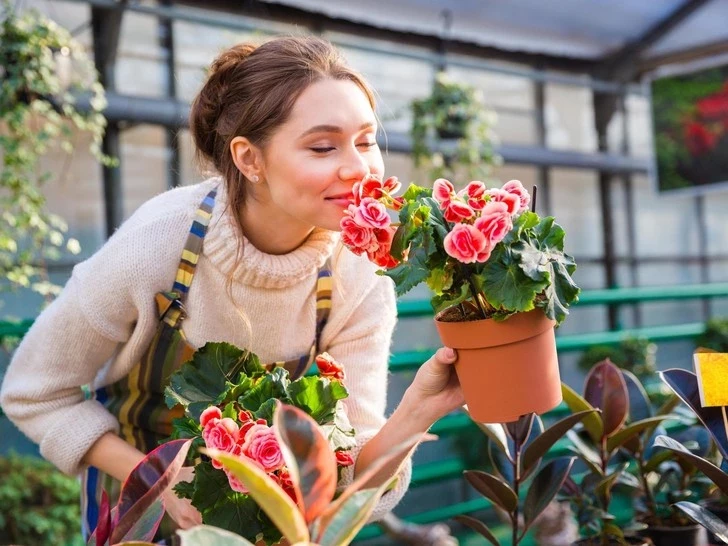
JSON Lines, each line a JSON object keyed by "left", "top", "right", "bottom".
{"left": 320, "top": 402, "right": 356, "bottom": 451}
{"left": 561, "top": 383, "right": 604, "bottom": 444}
{"left": 453, "top": 515, "right": 500, "bottom": 546}
{"left": 383, "top": 244, "right": 430, "bottom": 296}
{"left": 190, "top": 461, "right": 231, "bottom": 514}
{"left": 606, "top": 416, "right": 672, "bottom": 454}
{"left": 239, "top": 367, "right": 290, "bottom": 412}
{"left": 462, "top": 470, "right": 517, "bottom": 513}
{"left": 177, "top": 525, "right": 256, "bottom": 545}
{"left": 165, "top": 342, "right": 262, "bottom": 419}
{"left": 643, "top": 449, "right": 674, "bottom": 473}
{"left": 315, "top": 485, "right": 394, "bottom": 546}
{"left": 200, "top": 494, "right": 272, "bottom": 544}
{"left": 287, "top": 376, "right": 348, "bottom": 424}
{"left": 430, "top": 281, "right": 471, "bottom": 315}
{"left": 595, "top": 463, "right": 627, "bottom": 509}
{"left": 479, "top": 244, "right": 545, "bottom": 312}
{"left": 253, "top": 398, "right": 278, "bottom": 423}
{"left": 522, "top": 457, "right": 576, "bottom": 534}
{"left": 521, "top": 410, "right": 596, "bottom": 477}
{"left": 206, "top": 449, "right": 309, "bottom": 544}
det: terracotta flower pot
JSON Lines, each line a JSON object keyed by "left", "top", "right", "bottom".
{"left": 434, "top": 308, "right": 561, "bottom": 423}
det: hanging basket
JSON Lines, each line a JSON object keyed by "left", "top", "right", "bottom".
{"left": 434, "top": 308, "right": 562, "bottom": 423}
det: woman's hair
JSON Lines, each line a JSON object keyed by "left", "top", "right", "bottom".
{"left": 189, "top": 36, "right": 370, "bottom": 342}
{"left": 190, "top": 35, "right": 376, "bottom": 228}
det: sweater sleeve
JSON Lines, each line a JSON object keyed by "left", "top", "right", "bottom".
{"left": 0, "top": 274, "right": 125, "bottom": 476}
{"left": 0, "top": 195, "right": 193, "bottom": 476}
{"left": 324, "top": 269, "right": 411, "bottom": 522}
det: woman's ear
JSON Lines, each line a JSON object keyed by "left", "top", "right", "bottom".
{"left": 230, "top": 136, "right": 265, "bottom": 182}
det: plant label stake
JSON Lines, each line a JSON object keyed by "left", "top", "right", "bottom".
{"left": 693, "top": 348, "right": 728, "bottom": 437}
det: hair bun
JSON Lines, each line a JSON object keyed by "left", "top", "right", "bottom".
{"left": 190, "top": 43, "right": 258, "bottom": 168}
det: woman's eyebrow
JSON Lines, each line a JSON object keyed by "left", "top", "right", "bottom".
{"left": 298, "top": 121, "right": 376, "bottom": 139}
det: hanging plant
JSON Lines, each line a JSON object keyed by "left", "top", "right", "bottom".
{"left": 410, "top": 71, "right": 501, "bottom": 183}
{"left": 0, "top": 2, "right": 115, "bottom": 307}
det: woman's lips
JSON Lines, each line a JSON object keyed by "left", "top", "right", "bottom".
{"left": 326, "top": 194, "right": 354, "bottom": 207}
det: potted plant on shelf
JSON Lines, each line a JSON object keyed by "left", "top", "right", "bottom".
{"left": 411, "top": 71, "right": 500, "bottom": 182}
{"left": 613, "top": 367, "right": 706, "bottom": 546}
{"left": 656, "top": 367, "right": 728, "bottom": 543}
{"left": 560, "top": 359, "right": 672, "bottom": 545}
{"left": 340, "top": 175, "right": 579, "bottom": 422}
{"left": 454, "top": 409, "right": 595, "bottom": 545}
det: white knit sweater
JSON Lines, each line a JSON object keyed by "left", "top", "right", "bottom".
{"left": 0, "top": 178, "right": 409, "bottom": 520}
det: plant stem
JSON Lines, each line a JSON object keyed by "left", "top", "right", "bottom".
{"left": 512, "top": 433, "right": 521, "bottom": 546}
{"left": 638, "top": 453, "right": 657, "bottom": 521}
{"left": 468, "top": 276, "right": 489, "bottom": 319}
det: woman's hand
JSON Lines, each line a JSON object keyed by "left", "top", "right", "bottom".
{"left": 162, "top": 466, "right": 202, "bottom": 529}
{"left": 406, "top": 347, "right": 466, "bottom": 424}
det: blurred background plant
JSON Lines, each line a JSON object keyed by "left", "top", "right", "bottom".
{"left": 695, "top": 317, "right": 728, "bottom": 353}
{"left": 0, "top": 453, "right": 83, "bottom": 546}
{"left": 410, "top": 71, "right": 501, "bottom": 183}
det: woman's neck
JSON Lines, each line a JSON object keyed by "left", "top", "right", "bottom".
{"left": 239, "top": 202, "right": 315, "bottom": 255}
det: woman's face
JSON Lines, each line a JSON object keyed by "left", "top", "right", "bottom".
{"left": 256, "top": 78, "right": 384, "bottom": 233}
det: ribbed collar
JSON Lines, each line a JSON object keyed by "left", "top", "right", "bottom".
{"left": 202, "top": 179, "right": 339, "bottom": 289}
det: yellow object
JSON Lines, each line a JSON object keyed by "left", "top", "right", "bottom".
{"left": 694, "top": 352, "right": 728, "bottom": 407}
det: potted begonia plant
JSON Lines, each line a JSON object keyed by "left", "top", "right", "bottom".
{"left": 340, "top": 175, "right": 579, "bottom": 422}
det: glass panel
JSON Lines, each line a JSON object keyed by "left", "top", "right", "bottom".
{"left": 549, "top": 168, "right": 602, "bottom": 258}
{"left": 120, "top": 125, "right": 168, "bottom": 217}
{"left": 545, "top": 82, "right": 598, "bottom": 153}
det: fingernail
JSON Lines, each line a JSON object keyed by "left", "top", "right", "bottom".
{"left": 444, "top": 348, "right": 456, "bottom": 360}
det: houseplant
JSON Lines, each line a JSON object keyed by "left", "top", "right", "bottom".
{"left": 0, "top": 2, "right": 114, "bottom": 310}
{"left": 560, "top": 359, "right": 672, "bottom": 545}
{"left": 656, "top": 367, "right": 728, "bottom": 543}
{"left": 164, "top": 342, "right": 357, "bottom": 544}
{"left": 612, "top": 368, "right": 706, "bottom": 546}
{"left": 205, "top": 401, "right": 428, "bottom": 546}
{"left": 340, "top": 175, "right": 580, "bottom": 422}
{"left": 454, "top": 409, "right": 594, "bottom": 545}
{"left": 411, "top": 71, "right": 500, "bottom": 182}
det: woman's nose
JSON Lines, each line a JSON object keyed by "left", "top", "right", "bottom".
{"left": 338, "top": 147, "right": 370, "bottom": 182}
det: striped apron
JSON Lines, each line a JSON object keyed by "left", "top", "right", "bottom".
{"left": 81, "top": 187, "right": 333, "bottom": 542}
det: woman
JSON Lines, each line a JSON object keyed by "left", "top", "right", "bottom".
{"left": 0, "top": 36, "right": 465, "bottom": 539}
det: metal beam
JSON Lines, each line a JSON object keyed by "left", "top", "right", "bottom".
{"left": 91, "top": 2, "right": 126, "bottom": 237}
{"left": 598, "top": 0, "right": 713, "bottom": 82}
{"left": 638, "top": 38, "right": 728, "bottom": 74}
{"left": 80, "top": 92, "right": 651, "bottom": 174}
{"left": 62, "top": 0, "right": 648, "bottom": 95}
{"left": 159, "top": 0, "right": 181, "bottom": 189}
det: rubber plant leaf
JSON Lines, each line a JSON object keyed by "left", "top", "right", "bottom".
{"left": 584, "top": 360, "right": 628, "bottom": 437}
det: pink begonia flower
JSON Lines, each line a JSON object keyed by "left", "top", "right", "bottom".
{"left": 444, "top": 223, "right": 492, "bottom": 264}
{"left": 203, "top": 417, "right": 240, "bottom": 469}
{"left": 501, "top": 180, "right": 531, "bottom": 212}
{"left": 461, "top": 181, "right": 487, "bottom": 210}
{"left": 242, "top": 424, "right": 285, "bottom": 472}
{"left": 315, "top": 352, "right": 345, "bottom": 381}
{"left": 486, "top": 188, "right": 520, "bottom": 216}
{"left": 274, "top": 469, "right": 297, "bottom": 501}
{"left": 200, "top": 406, "right": 222, "bottom": 428}
{"left": 433, "top": 178, "right": 456, "bottom": 204}
{"left": 335, "top": 450, "right": 355, "bottom": 467}
{"left": 352, "top": 175, "right": 401, "bottom": 205}
{"left": 442, "top": 199, "right": 474, "bottom": 223}
{"left": 367, "top": 226, "right": 399, "bottom": 268}
{"left": 475, "top": 201, "right": 513, "bottom": 246}
{"left": 340, "top": 215, "right": 377, "bottom": 255}
{"left": 353, "top": 197, "right": 391, "bottom": 229}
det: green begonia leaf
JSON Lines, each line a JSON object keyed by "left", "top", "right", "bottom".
{"left": 287, "top": 376, "right": 349, "bottom": 424}
{"left": 478, "top": 244, "right": 546, "bottom": 314}
{"left": 321, "top": 402, "right": 357, "bottom": 451}
{"left": 431, "top": 282, "right": 471, "bottom": 316}
{"left": 165, "top": 342, "right": 263, "bottom": 420}
{"left": 239, "top": 367, "right": 290, "bottom": 412}
{"left": 253, "top": 399, "right": 278, "bottom": 423}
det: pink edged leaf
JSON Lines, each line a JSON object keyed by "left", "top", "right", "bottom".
{"left": 317, "top": 432, "right": 431, "bottom": 533}
{"left": 584, "top": 359, "right": 628, "bottom": 437}
{"left": 86, "top": 490, "right": 112, "bottom": 546}
{"left": 273, "top": 402, "right": 338, "bottom": 523}
{"left": 205, "top": 448, "right": 309, "bottom": 544}
{"left": 110, "top": 439, "right": 191, "bottom": 544}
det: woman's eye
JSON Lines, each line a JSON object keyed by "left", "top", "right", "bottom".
{"left": 358, "top": 142, "right": 378, "bottom": 148}
{"left": 310, "top": 147, "right": 335, "bottom": 153}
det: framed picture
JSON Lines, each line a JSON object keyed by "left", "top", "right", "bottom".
{"left": 649, "top": 58, "right": 728, "bottom": 195}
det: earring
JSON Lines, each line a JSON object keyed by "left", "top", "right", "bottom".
{"left": 251, "top": 175, "right": 259, "bottom": 183}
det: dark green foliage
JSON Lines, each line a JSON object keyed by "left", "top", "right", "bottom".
{"left": 0, "top": 453, "right": 84, "bottom": 546}
{"left": 696, "top": 318, "right": 728, "bottom": 353}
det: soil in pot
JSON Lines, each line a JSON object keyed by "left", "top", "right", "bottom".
{"left": 573, "top": 537, "right": 652, "bottom": 546}
{"left": 639, "top": 524, "right": 704, "bottom": 546}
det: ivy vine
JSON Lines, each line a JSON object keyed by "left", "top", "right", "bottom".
{"left": 0, "top": 2, "right": 114, "bottom": 310}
